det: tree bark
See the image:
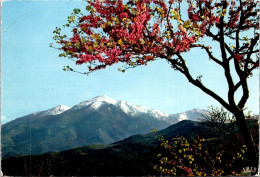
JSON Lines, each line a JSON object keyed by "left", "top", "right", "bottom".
{"left": 233, "top": 110, "right": 259, "bottom": 174}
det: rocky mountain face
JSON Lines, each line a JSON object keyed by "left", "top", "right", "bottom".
{"left": 1, "top": 95, "right": 207, "bottom": 159}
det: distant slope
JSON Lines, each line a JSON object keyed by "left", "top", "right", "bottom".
{"left": 2, "top": 120, "right": 215, "bottom": 176}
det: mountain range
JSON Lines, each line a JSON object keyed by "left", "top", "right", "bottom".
{"left": 1, "top": 95, "right": 207, "bottom": 159}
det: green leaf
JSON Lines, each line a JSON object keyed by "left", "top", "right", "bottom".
{"left": 107, "top": 42, "right": 112, "bottom": 47}
{"left": 87, "top": 46, "right": 93, "bottom": 53}
{"left": 81, "top": 37, "right": 86, "bottom": 44}
{"left": 86, "top": 5, "right": 92, "bottom": 11}
{"left": 58, "top": 53, "right": 66, "bottom": 57}
{"left": 75, "top": 42, "right": 80, "bottom": 49}
{"left": 118, "top": 39, "right": 123, "bottom": 46}
{"left": 107, "top": 21, "right": 112, "bottom": 26}
{"left": 93, "top": 42, "right": 98, "bottom": 48}
{"left": 65, "top": 42, "right": 72, "bottom": 47}
{"left": 183, "top": 21, "right": 191, "bottom": 28}
{"left": 114, "top": 18, "right": 120, "bottom": 24}
{"left": 66, "top": 50, "right": 74, "bottom": 55}
{"left": 100, "top": 42, "right": 104, "bottom": 48}
{"left": 73, "top": 8, "right": 81, "bottom": 14}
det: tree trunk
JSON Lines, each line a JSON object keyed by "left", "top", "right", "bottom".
{"left": 234, "top": 110, "right": 259, "bottom": 174}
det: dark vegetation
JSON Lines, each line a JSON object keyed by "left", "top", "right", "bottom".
{"left": 2, "top": 120, "right": 213, "bottom": 176}
{"left": 154, "top": 117, "right": 258, "bottom": 176}
{"left": 2, "top": 119, "right": 258, "bottom": 176}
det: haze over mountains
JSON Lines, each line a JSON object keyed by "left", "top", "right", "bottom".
{"left": 2, "top": 95, "right": 207, "bottom": 159}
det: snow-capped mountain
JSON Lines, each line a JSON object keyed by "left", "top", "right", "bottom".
{"left": 69, "top": 95, "right": 206, "bottom": 122}
{"left": 19, "top": 95, "right": 205, "bottom": 124}
{"left": 166, "top": 108, "right": 208, "bottom": 124}
{"left": 33, "top": 105, "right": 71, "bottom": 117}
{"left": 29, "top": 95, "right": 206, "bottom": 123}
{"left": 2, "top": 95, "right": 207, "bottom": 159}
{"left": 70, "top": 95, "right": 118, "bottom": 111}
{"left": 70, "top": 95, "right": 169, "bottom": 119}
{"left": 118, "top": 100, "right": 169, "bottom": 119}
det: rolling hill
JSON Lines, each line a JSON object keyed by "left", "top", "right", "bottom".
{"left": 2, "top": 120, "right": 215, "bottom": 176}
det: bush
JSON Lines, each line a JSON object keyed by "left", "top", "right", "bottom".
{"left": 154, "top": 134, "right": 247, "bottom": 176}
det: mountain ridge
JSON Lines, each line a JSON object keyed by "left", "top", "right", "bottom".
{"left": 32, "top": 105, "right": 71, "bottom": 117}
{"left": 5, "top": 95, "right": 207, "bottom": 124}
{"left": 1, "top": 95, "right": 207, "bottom": 159}
{"left": 68, "top": 95, "right": 171, "bottom": 119}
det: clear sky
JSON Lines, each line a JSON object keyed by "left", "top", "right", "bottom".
{"left": 1, "top": 0, "right": 259, "bottom": 124}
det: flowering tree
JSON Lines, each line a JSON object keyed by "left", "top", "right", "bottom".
{"left": 52, "top": 0, "right": 259, "bottom": 172}
{"left": 154, "top": 135, "right": 247, "bottom": 176}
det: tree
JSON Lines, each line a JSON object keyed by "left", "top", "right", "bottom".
{"left": 203, "top": 107, "right": 259, "bottom": 173}
{"left": 52, "top": 0, "right": 259, "bottom": 173}
{"left": 203, "top": 106, "right": 237, "bottom": 138}
{"left": 203, "top": 106, "right": 258, "bottom": 142}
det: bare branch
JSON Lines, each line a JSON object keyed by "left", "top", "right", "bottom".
{"left": 191, "top": 44, "right": 223, "bottom": 66}
{"left": 206, "top": 30, "right": 233, "bottom": 56}
{"left": 175, "top": 53, "right": 231, "bottom": 111}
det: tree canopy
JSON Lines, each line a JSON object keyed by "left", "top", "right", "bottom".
{"left": 53, "top": 0, "right": 258, "bottom": 75}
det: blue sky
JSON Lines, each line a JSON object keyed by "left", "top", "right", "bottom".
{"left": 1, "top": 1, "right": 259, "bottom": 124}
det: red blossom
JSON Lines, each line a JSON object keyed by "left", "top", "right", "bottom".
{"left": 55, "top": 0, "right": 258, "bottom": 74}
{"left": 234, "top": 54, "right": 244, "bottom": 63}
{"left": 253, "top": 62, "right": 259, "bottom": 67}
{"left": 183, "top": 166, "right": 193, "bottom": 175}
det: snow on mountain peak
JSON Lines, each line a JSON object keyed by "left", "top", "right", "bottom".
{"left": 186, "top": 108, "right": 207, "bottom": 114}
{"left": 71, "top": 95, "right": 118, "bottom": 110}
{"left": 178, "top": 113, "right": 188, "bottom": 121}
{"left": 117, "top": 100, "right": 169, "bottom": 119}
{"left": 165, "top": 108, "right": 207, "bottom": 124}
{"left": 27, "top": 95, "right": 206, "bottom": 124}
{"left": 35, "top": 105, "right": 71, "bottom": 116}
{"left": 70, "top": 95, "right": 169, "bottom": 119}
{"left": 94, "top": 95, "right": 117, "bottom": 103}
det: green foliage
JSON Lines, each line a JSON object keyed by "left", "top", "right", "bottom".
{"left": 73, "top": 8, "right": 81, "bottom": 14}
{"left": 63, "top": 65, "right": 74, "bottom": 71}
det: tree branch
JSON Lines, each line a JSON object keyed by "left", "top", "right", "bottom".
{"left": 206, "top": 30, "right": 233, "bottom": 56}
{"left": 244, "top": 33, "right": 259, "bottom": 74}
{"left": 191, "top": 44, "right": 223, "bottom": 66}
{"left": 172, "top": 53, "right": 231, "bottom": 111}
{"left": 216, "top": 3, "right": 237, "bottom": 108}
{"left": 233, "top": 0, "right": 252, "bottom": 110}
